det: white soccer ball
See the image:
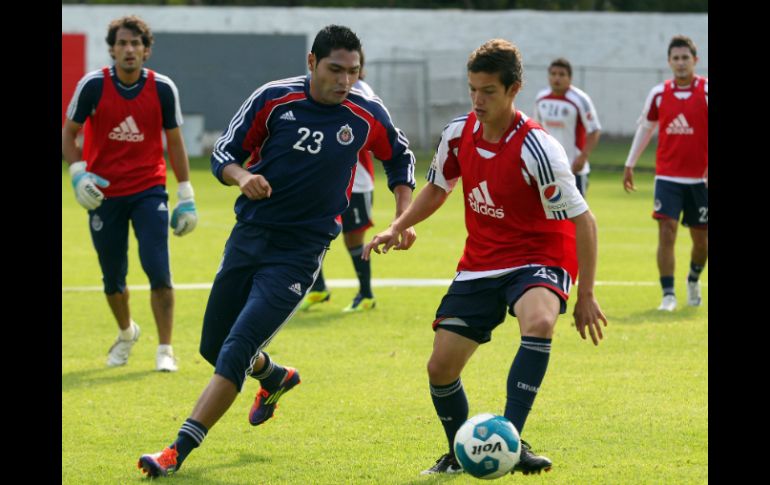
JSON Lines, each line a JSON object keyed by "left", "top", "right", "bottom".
{"left": 454, "top": 413, "right": 521, "bottom": 479}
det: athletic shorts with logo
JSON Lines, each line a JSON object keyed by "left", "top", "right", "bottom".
{"left": 433, "top": 265, "right": 571, "bottom": 344}
{"left": 653, "top": 179, "right": 708, "bottom": 228}
{"left": 341, "top": 191, "right": 374, "bottom": 233}
{"left": 199, "top": 221, "right": 328, "bottom": 391}
{"left": 87, "top": 184, "right": 171, "bottom": 294}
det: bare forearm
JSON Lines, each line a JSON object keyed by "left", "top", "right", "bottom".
{"left": 221, "top": 163, "right": 252, "bottom": 186}
{"left": 393, "top": 184, "right": 414, "bottom": 217}
{"left": 62, "top": 122, "right": 83, "bottom": 165}
{"left": 573, "top": 210, "right": 599, "bottom": 297}
{"left": 582, "top": 130, "right": 601, "bottom": 158}
{"left": 165, "top": 128, "right": 191, "bottom": 183}
{"left": 391, "top": 183, "right": 448, "bottom": 232}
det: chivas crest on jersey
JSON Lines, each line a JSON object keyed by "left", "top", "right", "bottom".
{"left": 336, "top": 124, "right": 354, "bottom": 145}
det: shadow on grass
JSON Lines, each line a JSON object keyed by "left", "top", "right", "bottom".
{"left": 61, "top": 367, "right": 155, "bottom": 392}
{"left": 288, "top": 308, "right": 362, "bottom": 328}
{"left": 399, "top": 474, "right": 463, "bottom": 485}
{"left": 608, "top": 306, "right": 704, "bottom": 325}
{"left": 163, "top": 452, "right": 270, "bottom": 484}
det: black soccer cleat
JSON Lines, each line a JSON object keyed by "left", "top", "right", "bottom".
{"left": 512, "top": 440, "right": 553, "bottom": 475}
{"left": 420, "top": 453, "right": 463, "bottom": 475}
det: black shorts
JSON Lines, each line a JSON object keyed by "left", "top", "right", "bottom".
{"left": 653, "top": 179, "right": 708, "bottom": 228}
{"left": 433, "top": 266, "right": 571, "bottom": 344}
{"left": 341, "top": 191, "right": 374, "bottom": 233}
{"left": 574, "top": 172, "right": 589, "bottom": 197}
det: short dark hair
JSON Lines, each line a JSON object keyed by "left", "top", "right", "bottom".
{"left": 467, "top": 39, "right": 523, "bottom": 90}
{"left": 668, "top": 35, "right": 697, "bottom": 58}
{"left": 106, "top": 15, "right": 154, "bottom": 49}
{"left": 549, "top": 58, "right": 572, "bottom": 78}
{"left": 311, "top": 25, "right": 362, "bottom": 63}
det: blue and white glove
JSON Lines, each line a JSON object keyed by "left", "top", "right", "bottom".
{"left": 69, "top": 161, "right": 110, "bottom": 210}
{"left": 170, "top": 181, "right": 198, "bottom": 237}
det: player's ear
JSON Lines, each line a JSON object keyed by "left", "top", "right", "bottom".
{"left": 144, "top": 46, "right": 152, "bottom": 62}
{"left": 307, "top": 53, "right": 316, "bottom": 72}
{"left": 108, "top": 46, "right": 115, "bottom": 61}
{"left": 507, "top": 81, "right": 522, "bottom": 98}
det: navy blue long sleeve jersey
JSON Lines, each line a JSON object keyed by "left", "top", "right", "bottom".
{"left": 211, "top": 75, "right": 416, "bottom": 240}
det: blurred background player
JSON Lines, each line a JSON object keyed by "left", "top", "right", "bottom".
{"left": 621, "top": 35, "right": 707, "bottom": 312}
{"left": 366, "top": 39, "right": 607, "bottom": 476}
{"left": 62, "top": 15, "right": 197, "bottom": 372}
{"left": 137, "top": 25, "right": 416, "bottom": 478}
{"left": 300, "top": 76, "right": 379, "bottom": 313}
{"left": 533, "top": 58, "right": 601, "bottom": 197}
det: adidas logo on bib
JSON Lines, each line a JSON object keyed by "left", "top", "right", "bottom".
{"left": 468, "top": 180, "right": 504, "bottom": 219}
{"left": 109, "top": 116, "right": 145, "bottom": 142}
{"left": 665, "top": 114, "right": 694, "bottom": 135}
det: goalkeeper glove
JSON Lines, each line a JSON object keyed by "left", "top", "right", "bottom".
{"left": 170, "top": 181, "right": 198, "bottom": 237}
{"left": 69, "top": 161, "right": 110, "bottom": 210}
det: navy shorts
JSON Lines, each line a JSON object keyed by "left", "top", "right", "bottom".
{"left": 433, "top": 266, "right": 571, "bottom": 344}
{"left": 199, "top": 221, "right": 328, "bottom": 391}
{"left": 574, "top": 173, "right": 589, "bottom": 197}
{"left": 653, "top": 179, "right": 708, "bottom": 228}
{"left": 88, "top": 185, "right": 171, "bottom": 294}
{"left": 341, "top": 191, "right": 373, "bottom": 234}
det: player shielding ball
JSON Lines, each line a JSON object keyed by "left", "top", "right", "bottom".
{"left": 366, "top": 38, "right": 607, "bottom": 476}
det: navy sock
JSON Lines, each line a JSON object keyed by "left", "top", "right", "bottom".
{"left": 171, "top": 418, "right": 208, "bottom": 469}
{"left": 348, "top": 245, "right": 373, "bottom": 298}
{"left": 504, "top": 337, "right": 551, "bottom": 435}
{"left": 660, "top": 276, "right": 675, "bottom": 296}
{"left": 251, "top": 352, "right": 287, "bottom": 391}
{"left": 688, "top": 262, "right": 705, "bottom": 283}
{"left": 310, "top": 269, "right": 326, "bottom": 292}
{"left": 430, "top": 379, "right": 468, "bottom": 456}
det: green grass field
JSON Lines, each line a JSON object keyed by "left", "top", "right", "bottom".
{"left": 61, "top": 138, "right": 706, "bottom": 484}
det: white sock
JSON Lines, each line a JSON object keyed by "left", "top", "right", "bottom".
{"left": 157, "top": 344, "right": 173, "bottom": 355}
{"left": 119, "top": 321, "right": 136, "bottom": 340}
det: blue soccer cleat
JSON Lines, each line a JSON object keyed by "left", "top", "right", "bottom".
{"left": 249, "top": 367, "right": 301, "bottom": 426}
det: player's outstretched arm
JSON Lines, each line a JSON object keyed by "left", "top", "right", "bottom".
{"left": 570, "top": 210, "right": 608, "bottom": 345}
{"left": 166, "top": 127, "right": 198, "bottom": 236}
{"left": 392, "top": 184, "right": 417, "bottom": 250}
{"left": 363, "top": 182, "right": 448, "bottom": 260}
{"left": 623, "top": 121, "right": 656, "bottom": 193}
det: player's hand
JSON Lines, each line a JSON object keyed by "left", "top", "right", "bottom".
{"left": 572, "top": 154, "right": 588, "bottom": 173}
{"left": 573, "top": 294, "right": 608, "bottom": 346}
{"left": 240, "top": 174, "right": 272, "bottom": 200}
{"left": 623, "top": 167, "right": 636, "bottom": 193}
{"left": 170, "top": 181, "right": 197, "bottom": 237}
{"left": 363, "top": 226, "right": 401, "bottom": 260}
{"left": 69, "top": 161, "right": 110, "bottom": 210}
{"left": 394, "top": 226, "right": 417, "bottom": 250}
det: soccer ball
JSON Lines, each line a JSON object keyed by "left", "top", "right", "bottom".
{"left": 454, "top": 413, "right": 521, "bottom": 479}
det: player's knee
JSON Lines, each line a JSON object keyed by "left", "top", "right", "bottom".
{"left": 520, "top": 314, "right": 556, "bottom": 338}
{"left": 427, "top": 356, "right": 460, "bottom": 384}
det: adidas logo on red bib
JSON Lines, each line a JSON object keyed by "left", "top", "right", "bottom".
{"left": 109, "top": 115, "right": 145, "bottom": 142}
{"left": 468, "top": 180, "right": 504, "bottom": 219}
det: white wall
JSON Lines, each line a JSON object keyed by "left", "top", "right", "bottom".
{"left": 63, "top": 6, "right": 707, "bottom": 141}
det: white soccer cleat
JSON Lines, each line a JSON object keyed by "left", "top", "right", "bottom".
{"left": 687, "top": 281, "right": 702, "bottom": 307}
{"left": 156, "top": 346, "right": 178, "bottom": 372}
{"left": 107, "top": 322, "right": 140, "bottom": 367}
{"left": 657, "top": 294, "right": 677, "bottom": 312}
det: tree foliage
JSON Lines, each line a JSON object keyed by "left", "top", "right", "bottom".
{"left": 62, "top": 0, "right": 707, "bottom": 12}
